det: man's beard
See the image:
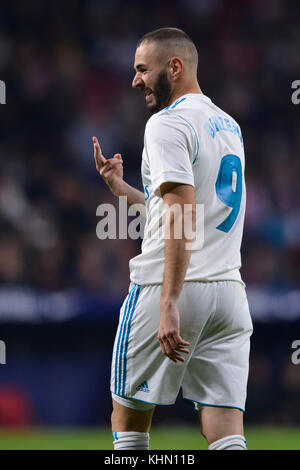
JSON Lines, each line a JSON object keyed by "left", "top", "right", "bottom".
{"left": 147, "top": 69, "right": 172, "bottom": 113}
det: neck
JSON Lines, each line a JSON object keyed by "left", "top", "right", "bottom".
{"left": 168, "top": 82, "right": 202, "bottom": 106}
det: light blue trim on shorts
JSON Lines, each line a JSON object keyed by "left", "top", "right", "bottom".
{"left": 114, "top": 284, "right": 141, "bottom": 396}
{"left": 114, "top": 285, "right": 136, "bottom": 395}
{"left": 184, "top": 397, "right": 245, "bottom": 413}
{"left": 111, "top": 391, "right": 175, "bottom": 408}
{"left": 122, "top": 285, "right": 141, "bottom": 396}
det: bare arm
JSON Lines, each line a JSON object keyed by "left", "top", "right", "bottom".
{"left": 157, "top": 182, "right": 196, "bottom": 363}
{"left": 93, "top": 136, "right": 146, "bottom": 214}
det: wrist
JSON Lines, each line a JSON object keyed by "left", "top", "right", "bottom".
{"left": 112, "top": 178, "right": 126, "bottom": 197}
{"left": 161, "top": 293, "right": 178, "bottom": 309}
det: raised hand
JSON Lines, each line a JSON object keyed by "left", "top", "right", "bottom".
{"left": 93, "top": 136, "right": 124, "bottom": 196}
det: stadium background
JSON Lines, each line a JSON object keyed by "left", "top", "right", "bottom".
{"left": 0, "top": 0, "right": 299, "bottom": 449}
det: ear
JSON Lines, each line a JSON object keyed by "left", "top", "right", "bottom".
{"left": 169, "top": 57, "right": 183, "bottom": 80}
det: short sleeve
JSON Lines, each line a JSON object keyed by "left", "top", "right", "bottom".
{"left": 145, "top": 112, "right": 195, "bottom": 197}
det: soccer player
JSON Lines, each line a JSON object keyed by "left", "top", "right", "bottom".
{"left": 93, "top": 28, "right": 253, "bottom": 451}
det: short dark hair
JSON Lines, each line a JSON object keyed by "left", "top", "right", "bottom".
{"left": 136, "top": 27, "right": 198, "bottom": 70}
{"left": 136, "top": 27, "right": 195, "bottom": 49}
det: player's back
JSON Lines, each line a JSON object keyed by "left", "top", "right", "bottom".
{"left": 171, "top": 94, "right": 245, "bottom": 283}
{"left": 129, "top": 93, "right": 246, "bottom": 286}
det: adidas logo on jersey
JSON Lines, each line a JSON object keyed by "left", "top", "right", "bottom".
{"left": 136, "top": 381, "right": 150, "bottom": 393}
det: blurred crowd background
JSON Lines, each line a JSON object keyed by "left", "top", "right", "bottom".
{"left": 0, "top": 0, "right": 299, "bottom": 429}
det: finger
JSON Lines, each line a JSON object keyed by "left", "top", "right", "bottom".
{"left": 94, "top": 145, "right": 106, "bottom": 165}
{"left": 167, "top": 351, "right": 186, "bottom": 363}
{"left": 158, "top": 336, "right": 169, "bottom": 356}
{"left": 164, "top": 336, "right": 178, "bottom": 356}
{"left": 99, "top": 161, "right": 111, "bottom": 172}
{"left": 114, "top": 153, "right": 122, "bottom": 160}
{"left": 166, "top": 334, "right": 178, "bottom": 351}
{"left": 100, "top": 159, "right": 123, "bottom": 171}
{"left": 162, "top": 347, "right": 179, "bottom": 363}
{"left": 167, "top": 333, "right": 190, "bottom": 353}
{"left": 110, "top": 158, "right": 123, "bottom": 166}
{"left": 158, "top": 339, "right": 186, "bottom": 363}
{"left": 166, "top": 343, "right": 188, "bottom": 361}
{"left": 175, "top": 346, "right": 190, "bottom": 355}
{"left": 100, "top": 159, "right": 120, "bottom": 173}
{"left": 102, "top": 163, "right": 122, "bottom": 178}
{"left": 177, "top": 336, "right": 191, "bottom": 347}
{"left": 100, "top": 166, "right": 110, "bottom": 177}
{"left": 169, "top": 352, "right": 185, "bottom": 363}
{"left": 100, "top": 167, "right": 117, "bottom": 180}
{"left": 167, "top": 355, "right": 179, "bottom": 363}
{"left": 93, "top": 136, "right": 102, "bottom": 151}
{"left": 93, "top": 137, "right": 106, "bottom": 166}
{"left": 94, "top": 148, "right": 106, "bottom": 170}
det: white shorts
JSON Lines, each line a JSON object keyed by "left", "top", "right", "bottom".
{"left": 110, "top": 280, "right": 253, "bottom": 412}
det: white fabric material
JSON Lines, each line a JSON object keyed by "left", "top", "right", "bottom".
{"left": 113, "top": 431, "right": 149, "bottom": 450}
{"left": 129, "top": 93, "right": 246, "bottom": 287}
{"left": 209, "top": 434, "right": 247, "bottom": 450}
{"left": 112, "top": 392, "right": 155, "bottom": 410}
{"left": 111, "top": 280, "right": 253, "bottom": 409}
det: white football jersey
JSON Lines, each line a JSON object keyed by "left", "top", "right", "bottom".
{"left": 129, "top": 93, "right": 246, "bottom": 286}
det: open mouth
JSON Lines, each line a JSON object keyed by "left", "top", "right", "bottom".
{"left": 145, "top": 89, "right": 153, "bottom": 101}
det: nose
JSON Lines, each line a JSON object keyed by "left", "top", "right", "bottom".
{"left": 132, "top": 73, "right": 144, "bottom": 89}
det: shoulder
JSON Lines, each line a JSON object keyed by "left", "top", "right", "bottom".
{"left": 145, "top": 107, "right": 194, "bottom": 140}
